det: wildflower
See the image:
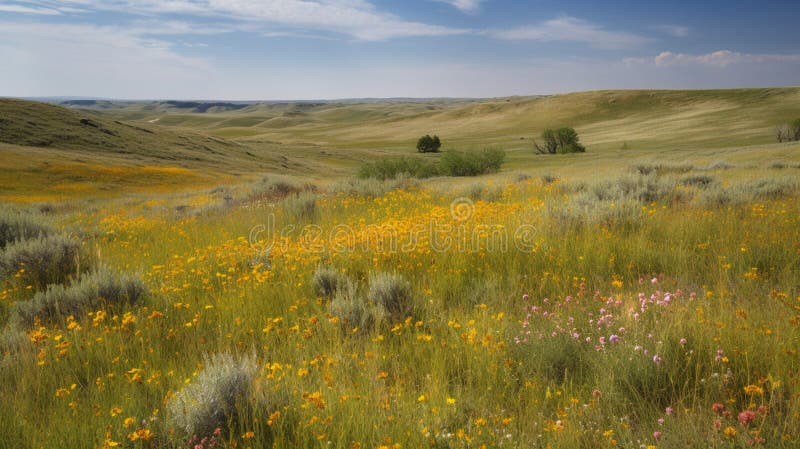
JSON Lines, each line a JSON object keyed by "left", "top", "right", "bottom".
{"left": 609, "top": 334, "right": 620, "bottom": 344}
{"left": 652, "top": 354, "right": 663, "bottom": 365}
{"left": 723, "top": 426, "right": 736, "bottom": 438}
{"left": 653, "top": 431, "right": 662, "bottom": 440}
{"left": 738, "top": 410, "right": 756, "bottom": 426}
{"left": 743, "top": 384, "right": 764, "bottom": 396}
{"left": 665, "top": 406, "right": 674, "bottom": 416}
{"left": 679, "top": 338, "right": 687, "bottom": 346}
{"left": 712, "top": 403, "right": 725, "bottom": 414}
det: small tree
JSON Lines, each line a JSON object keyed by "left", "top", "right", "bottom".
{"left": 534, "top": 127, "right": 585, "bottom": 154}
{"left": 416, "top": 134, "right": 441, "bottom": 153}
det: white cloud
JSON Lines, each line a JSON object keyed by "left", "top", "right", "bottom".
{"left": 16, "top": 0, "right": 469, "bottom": 40}
{"left": 492, "top": 16, "right": 649, "bottom": 50}
{"left": 0, "top": 3, "right": 60, "bottom": 14}
{"left": 626, "top": 50, "right": 800, "bottom": 67}
{"left": 434, "top": 0, "right": 485, "bottom": 14}
{"left": 653, "top": 24, "right": 689, "bottom": 38}
{"left": 0, "top": 21, "right": 213, "bottom": 97}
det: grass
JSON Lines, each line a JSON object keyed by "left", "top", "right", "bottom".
{"left": 1, "top": 88, "right": 800, "bottom": 448}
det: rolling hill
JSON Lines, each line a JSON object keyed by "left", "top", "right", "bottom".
{"left": 2, "top": 88, "right": 799, "bottom": 202}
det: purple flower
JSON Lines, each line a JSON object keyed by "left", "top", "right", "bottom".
{"left": 609, "top": 334, "right": 620, "bottom": 344}
{"left": 653, "top": 354, "right": 663, "bottom": 365}
{"left": 666, "top": 406, "right": 674, "bottom": 416}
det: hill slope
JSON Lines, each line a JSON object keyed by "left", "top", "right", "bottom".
{"left": 66, "top": 88, "right": 800, "bottom": 153}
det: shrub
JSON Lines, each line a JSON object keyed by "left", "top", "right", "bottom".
{"left": 0, "top": 207, "right": 51, "bottom": 249}
{"left": 282, "top": 192, "right": 317, "bottom": 221}
{"left": 357, "top": 157, "right": 440, "bottom": 180}
{"left": 440, "top": 149, "right": 506, "bottom": 176}
{"left": 312, "top": 265, "right": 347, "bottom": 298}
{"left": 248, "top": 177, "right": 303, "bottom": 203}
{"left": 367, "top": 272, "right": 413, "bottom": 320}
{"left": 416, "top": 134, "right": 441, "bottom": 153}
{"left": 168, "top": 353, "right": 259, "bottom": 440}
{"left": 330, "top": 177, "right": 418, "bottom": 197}
{"left": 534, "top": 127, "right": 585, "bottom": 154}
{"left": 0, "top": 234, "right": 82, "bottom": 289}
{"left": 776, "top": 118, "right": 800, "bottom": 142}
{"left": 328, "top": 279, "right": 382, "bottom": 334}
{"left": 681, "top": 175, "right": 715, "bottom": 188}
{"left": 11, "top": 270, "right": 146, "bottom": 328}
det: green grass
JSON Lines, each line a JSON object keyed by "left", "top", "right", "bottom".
{"left": 1, "top": 89, "right": 800, "bottom": 446}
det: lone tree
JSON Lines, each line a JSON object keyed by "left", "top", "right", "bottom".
{"left": 776, "top": 118, "right": 800, "bottom": 142}
{"left": 416, "top": 134, "right": 441, "bottom": 153}
{"left": 534, "top": 127, "right": 585, "bottom": 154}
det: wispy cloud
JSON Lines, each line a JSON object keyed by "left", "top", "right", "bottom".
{"left": 434, "top": 0, "right": 485, "bottom": 14}
{"left": 652, "top": 24, "right": 689, "bottom": 38}
{"left": 492, "top": 16, "right": 650, "bottom": 50}
{"left": 14, "top": 0, "right": 469, "bottom": 41}
{"left": 626, "top": 50, "right": 800, "bottom": 67}
{"left": 0, "top": 3, "right": 61, "bottom": 14}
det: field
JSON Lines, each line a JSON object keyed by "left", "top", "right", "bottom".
{"left": 1, "top": 89, "right": 800, "bottom": 449}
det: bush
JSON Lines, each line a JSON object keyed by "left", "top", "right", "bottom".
{"left": 168, "top": 352, "right": 259, "bottom": 440}
{"left": 680, "top": 175, "right": 715, "bottom": 188}
{"left": 0, "top": 235, "right": 82, "bottom": 289}
{"left": 534, "top": 127, "right": 585, "bottom": 154}
{"left": 367, "top": 272, "right": 413, "bottom": 320}
{"left": 440, "top": 149, "right": 506, "bottom": 176}
{"left": 282, "top": 192, "right": 317, "bottom": 221}
{"left": 11, "top": 269, "right": 146, "bottom": 328}
{"left": 357, "top": 157, "right": 440, "bottom": 180}
{"left": 0, "top": 208, "right": 51, "bottom": 249}
{"left": 328, "top": 279, "right": 383, "bottom": 334}
{"left": 416, "top": 134, "right": 441, "bottom": 153}
{"left": 247, "top": 177, "right": 302, "bottom": 203}
{"left": 330, "top": 177, "right": 418, "bottom": 197}
{"left": 776, "top": 118, "right": 800, "bottom": 142}
{"left": 312, "top": 265, "right": 347, "bottom": 298}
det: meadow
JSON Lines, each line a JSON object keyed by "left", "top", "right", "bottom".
{"left": 1, "top": 89, "right": 799, "bottom": 449}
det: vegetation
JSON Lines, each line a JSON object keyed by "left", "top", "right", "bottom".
{"left": 1, "top": 88, "right": 800, "bottom": 448}
{"left": 534, "top": 127, "right": 586, "bottom": 154}
{"left": 358, "top": 149, "right": 506, "bottom": 180}
{"left": 10, "top": 269, "right": 146, "bottom": 328}
{"left": 416, "top": 134, "right": 441, "bottom": 153}
{"left": 776, "top": 118, "right": 800, "bottom": 142}
{"left": 0, "top": 234, "right": 83, "bottom": 290}
{"left": 439, "top": 148, "right": 505, "bottom": 176}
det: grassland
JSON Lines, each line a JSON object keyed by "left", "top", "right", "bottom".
{"left": 1, "top": 88, "right": 800, "bottom": 448}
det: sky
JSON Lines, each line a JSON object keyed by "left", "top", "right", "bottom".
{"left": 0, "top": 0, "right": 799, "bottom": 100}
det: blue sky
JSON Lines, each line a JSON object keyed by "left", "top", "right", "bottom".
{"left": 0, "top": 0, "right": 798, "bottom": 99}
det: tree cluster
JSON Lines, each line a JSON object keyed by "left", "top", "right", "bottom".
{"left": 534, "top": 127, "right": 586, "bottom": 154}
{"left": 416, "top": 134, "right": 441, "bottom": 153}
{"left": 776, "top": 119, "right": 800, "bottom": 142}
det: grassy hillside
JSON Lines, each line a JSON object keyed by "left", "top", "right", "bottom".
{"left": 69, "top": 88, "right": 800, "bottom": 153}
{"left": 4, "top": 88, "right": 799, "bottom": 202}
{"left": 0, "top": 99, "right": 329, "bottom": 202}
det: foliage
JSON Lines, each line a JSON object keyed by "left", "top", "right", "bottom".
{"left": 0, "top": 207, "right": 51, "bottom": 249}
{"left": 440, "top": 149, "right": 506, "bottom": 176}
{"left": 282, "top": 192, "right": 317, "bottom": 221}
{"left": 416, "top": 134, "right": 441, "bottom": 153}
{"left": 367, "top": 272, "right": 413, "bottom": 320}
{"left": 0, "top": 234, "right": 82, "bottom": 289}
{"left": 357, "top": 157, "right": 441, "bottom": 180}
{"left": 776, "top": 118, "right": 800, "bottom": 142}
{"left": 167, "top": 353, "right": 259, "bottom": 440}
{"left": 10, "top": 269, "right": 146, "bottom": 328}
{"left": 312, "top": 265, "right": 347, "bottom": 298}
{"left": 534, "top": 127, "right": 586, "bottom": 154}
